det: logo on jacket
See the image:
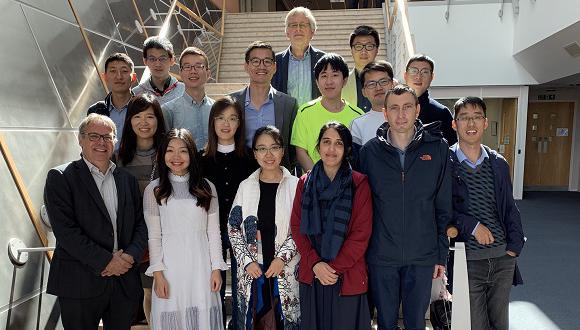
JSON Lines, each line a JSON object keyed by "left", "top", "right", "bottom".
{"left": 420, "top": 154, "right": 432, "bottom": 161}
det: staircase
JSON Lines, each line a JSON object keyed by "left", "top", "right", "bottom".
{"left": 213, "top": 8, "right": 387, "bottom": 90}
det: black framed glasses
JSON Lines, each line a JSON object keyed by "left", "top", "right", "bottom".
{"left": 82, "top": 132, "right": 115, "bottom": 143}
{"left": 364, "top": 78, "right": 392, "bottom": 89}
{"left": 248, "top": 58, "right": 275, "bottom": 67}
{"left": 352, "top": 43, "right": 377, "bottom": 52}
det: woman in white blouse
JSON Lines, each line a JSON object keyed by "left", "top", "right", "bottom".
{"left": 144, "top": 128, "right": 228, "bottom": 329}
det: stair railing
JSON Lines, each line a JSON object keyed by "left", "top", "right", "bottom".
{"left": 6, "top": 238, "right": 55, "bottom": 330}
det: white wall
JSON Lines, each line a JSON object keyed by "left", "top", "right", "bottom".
{"left": 513, "top": 0, "right": 580, "bottom": 54}
{"left": 406, "top": 2, "right": 537, "bottom": 86}
{"left": 528, "top": 86, "right": 580, "bottom": 191}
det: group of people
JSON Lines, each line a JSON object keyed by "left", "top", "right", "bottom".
{"left": 43, "top": 6, "right": 525, "bottom": 330}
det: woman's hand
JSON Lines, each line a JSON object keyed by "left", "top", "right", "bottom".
{"left": 245, "top": 262, "right": 262, "bottom": 279}
{"left": 313, "top": 262, "right": 338, "bottom": 286}
{"left": 265, "top": 258, "right": 285, "bottom": 278}
{"left": 153, "top": 271, "right": 169, "bottom": 299}
{"left": 210, "top": 269, "right": 222, "bottom": 292}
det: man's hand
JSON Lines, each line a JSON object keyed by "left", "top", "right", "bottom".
{"left": 210, "top": 270, "right": 222, "bottom": 292}
{"left": 153, "top": 271, "right": 169, "bottom": 299}
{"left": 433, "top": 265, "right": 445, "bottom": 279}
{"left": 245, "top": 262, "right": 262, "bottom": 279}
{"left": 473, "top": 224, "right": 494, "bottom": 245}
{"left": 265, "top": 258, "right": 285, "bottom": 278}
{"left": 506, "top": 250, "right": 517, "bottom": 257}
{"left": 101, "top": 250, "right": 133, "bottom": 276}
{"left": 313, "top": 262, "right": 338, "bottom": 286}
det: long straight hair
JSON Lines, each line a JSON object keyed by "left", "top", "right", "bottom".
{"left": 154, "top": 128, "right": 212, "bottom": 210}
{"left": 118, "top": 93, "right": 166, "bottom": 165}
{"left": 204, "top": 96, "right": 246, "bottom": 159}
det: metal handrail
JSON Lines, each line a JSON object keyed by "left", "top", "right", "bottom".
{"left": 6, "top": 239, "right": 55, "bottom": 330}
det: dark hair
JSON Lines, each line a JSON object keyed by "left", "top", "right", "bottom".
{"left": 315, "top": 121, "right": 353, "bottom": 163}
{"left": 143, "top": 36, "right": 174, "bottom": 59}
{"left": 205, "top": 96, "right": 246, "bottom": 159}
{"left": 179, "top": 46, "right": 209, "bottom": 68}
{"left": 105, "top": 53, "right": 134, "bottom": 72}
{"left": 154, "top": 129, "right": 212, "bottom": 210}
{"left": 252, "top": 125, "right": 284, "bottom": 150}
{"left": 349, "top": 25, "right": 380, "bottom": 48}
{"left": 360, "top": 60, "right": 394, "bottom": 87}
{"left": 384, "top": 84, "right": 419, "bottom": 107}
{"left": 118, "top": 94, "right": 167, "bottom": 165}
{"left": 406, "top": 53, "right": 435, "bottom": 72}
{"left": 244, "top": 41, "right": 276, "bottom": 63}
{"left": 314, "top": 53, "right": 349, "bottom": 80}
{"left": 454, "top": 96, "right": 487, "bottom": 118}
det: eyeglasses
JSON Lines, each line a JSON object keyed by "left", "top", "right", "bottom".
{"left": 248, "top": 58, "right": 275, "bottom": 67}
{"left": 352, "top": 43, "right": 377, "bottom": 52}
{"left": 181, "top": 63, "right": 206, "bottom": 71}
{"left": 406, "top": 67, "right": 432, "bottom": 77}
{"left": 364, "top": 78, "right": 392, "bottom": 89}
{"left": 287, "top": 22, "right": 311, "bottom": 30}
{"left": 214, "top": 115, "right": 240, "bottom": 124}
{"left": 455, "top": 115, "right": 486, "bottom": 123}
{"left": 387, "top": 104, "right": 417, "bottom": 112}
{"left": 146, "top": 56, "right": 169, "bottom": 63}
{"left": 254, "top": 145, "right": 283, "bottom": 155}
{"left": 82, "top": 132, "right": 115, "bottom": 143}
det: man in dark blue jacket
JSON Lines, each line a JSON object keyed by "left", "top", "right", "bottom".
{"left": 450, "top": 96, "right": 525, "bottom": 330}
{"left": 404, "top": 54, "right": 457, "bottom": 146}
{"left": 360, "top": 85, "right": 452, "bottom": 330}
{"left": 271, "top": 7, "right": 325, "bottom": 107}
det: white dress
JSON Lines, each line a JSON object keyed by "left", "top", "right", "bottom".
{"left": 144, "top": 173, "right": 228, "bottom": 330}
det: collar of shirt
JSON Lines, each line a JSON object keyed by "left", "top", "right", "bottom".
{"left": 182, "top": 91, "right": 208, "bottom": 107}
{"left": 456, "top": 145, "right": 488, "bottom": 168}
{"left": 244, "top": 86, "right": 275, "bottom": 107}
{"left": 289, "top": 46, "right": 311, "bottom": 62}
{"left": 83, "top": 156, "right": 116, "bottom": 177}
{"left": 108, "top": 97, "right": 131, "bottom": 113}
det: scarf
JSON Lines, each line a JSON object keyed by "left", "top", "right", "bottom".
{"left": 300, "top": 160, "right": 353, "bottom": 260}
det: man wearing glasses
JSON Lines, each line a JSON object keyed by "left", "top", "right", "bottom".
{"left": 133, "top": 36, "right": 185, "bottom": 105}
{"left": 272, "top": 7, "right": 325, "bottom": 108}
{"left": 343, "top": 25, "right": 381, "bottom": 113}
{"left": 350, "top": 61, "right": 394, "bottom": 170}
{"left": 44, "top": 114, "right": 147, "bottom": 329}
{"left": 230, "top": 41, "right": 298, "bottom": 169}
{"left": 87, "top": 53, "right": 137, "bottom": 150}
{"left": 162, "top": 47, "right": 213, "bottom": 150}
{"left": 450, "top": 97, "right": 524, "bottom": 330}
{"left": 404, "top": 54, "right": 457, "bottom": 145}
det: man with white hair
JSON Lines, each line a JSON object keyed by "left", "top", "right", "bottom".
{"left": 272, "top": 6, "right": 326, "bottom": 107}
{"left": 44, "top": 114, "right": 147, "bottom": 329}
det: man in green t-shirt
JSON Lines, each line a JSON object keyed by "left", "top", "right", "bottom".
{"left": 291, "top": 53, "right": 364, "bottom": 171}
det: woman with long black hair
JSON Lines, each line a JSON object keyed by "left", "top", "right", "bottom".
{"left": 144, "top": 128, "right": 228, "bottom": 329}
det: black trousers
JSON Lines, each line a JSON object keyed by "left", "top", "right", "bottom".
{"left": 59, "top": 279, "right": 140, "bottom": 330}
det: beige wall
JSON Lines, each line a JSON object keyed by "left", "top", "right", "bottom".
{"left": 209, "top": 0, "right": 240, "bottom": 12}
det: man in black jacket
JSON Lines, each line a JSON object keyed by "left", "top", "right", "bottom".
{"left": 44, "top": 114, "right": 147, "bottom": 329}
{"left": 87, "top": 53, "right": 136, "bottom": 149}
{"left": 404, "top": 54, "right": 457, "bottom": 145}
{"left": 360, "top": 85, "right": 452, "bottom": 330}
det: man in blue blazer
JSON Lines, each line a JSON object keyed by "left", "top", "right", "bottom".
{"left": 44, "top": 114, "right": 147, "bottom": 329}
{"left": 271, "top": 6, "right": 325, "bottom": 107}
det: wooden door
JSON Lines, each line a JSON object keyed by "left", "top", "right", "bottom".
{"left": 524, "top": 102, "right": 574, "bottom": 188}
{"left": 500, "top": 98, "right": 517, "bottom": 179}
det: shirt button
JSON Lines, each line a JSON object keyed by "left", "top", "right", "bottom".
{"left": 225, "top": 182, "right": 229, "bottom": 186}
{"left": 225, "top": 198, "right": 230, "bottom": 202}
{"left": 224, "top": 167, "right": 228, "bottom": 170}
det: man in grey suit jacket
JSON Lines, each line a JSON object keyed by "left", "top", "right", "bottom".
{"left": 230, "top": 41, "right": 298, "bottom": 170}
{"left": 44, "top": 114, "right": 147, "bottom": 329}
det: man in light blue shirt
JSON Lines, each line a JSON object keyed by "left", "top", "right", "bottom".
{"left": 243, "top": 87, "right": 276, "bottom": 147}
{"left": 271, "top": 7, "right": 325, "bottom": 107}
{"left": 162, "top": 47, "right": 213, "bottom": 150}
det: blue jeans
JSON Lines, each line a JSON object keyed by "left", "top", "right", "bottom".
{"left": 467, "top": 254, "right": 516, "bottom": 330}
{"left": 369, "top": 264, "right": 433, "bottom": 330}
